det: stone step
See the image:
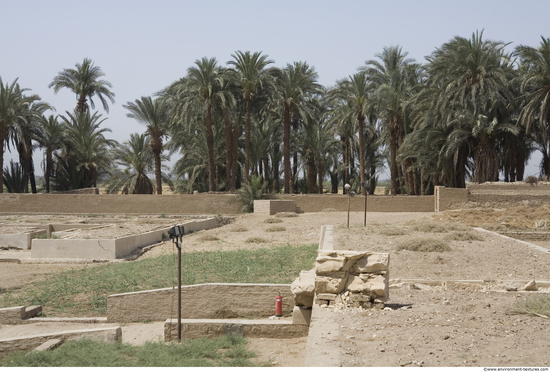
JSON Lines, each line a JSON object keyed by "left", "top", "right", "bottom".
{"left": 34, "top": 338, "right": 63, "bottom": 351}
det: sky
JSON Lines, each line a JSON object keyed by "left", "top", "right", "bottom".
{"left": 2, "top": 0, "right": 550, "bottom": 178}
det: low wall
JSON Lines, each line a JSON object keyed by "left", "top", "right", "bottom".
{"left": 254, "top": 200, "right": 296, "bottom": 215}
{"left": 501, "top": 232, "right": 550, "bottom": 241}
{"left": 0, "top": 306, "right": 25, "bottom": 325}
{"left": 107, "top": 283, "right": 293, "bottom": 323}
{"left": 0, "top": 194, "right": 243, "bottom": 215}
{"left": 0, "top": 327, "right": 121, "bottom": 353}
{"left": 279, "top": 194, "right": 434, "bottom": 213}
{"left": 467, "top": 182, "right": 550, "bottom": 207}
{"left": 31, "top": 218, "right": 217, "bottom": 260}
{"left": 0, "top": 230, "right": 45, "bottom": 250}
{"left": 434, "top": 186, "right": 469, "bottom": 212}
{"left": 164, "top": 319, "right": 308, "bottom": 341}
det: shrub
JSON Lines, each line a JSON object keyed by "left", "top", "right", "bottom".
{"left": 397, "top": 238, "right": 451, "bottom": 252}
{"left": 407, "top": 218, "right": 448, "bottom": 233}
{"left": 266, "top": 226, "right": 286, "bottom": 232}
{"left": 200, "top": 234, "right": 220, "bottom": 241}
{"left": 274, "top": 212, "right": 298, "bottom": 218}
{"left": 507, "top": 294, "right": 550, "bottom": 318}
{"left": 230, "top": 176, "right": 276, "bottom": 213}
{"left": 245, "top": 237, "right": 269, "bottom": 243}
{"left": 263, "top": 218, "right": 283, "bottom": 224}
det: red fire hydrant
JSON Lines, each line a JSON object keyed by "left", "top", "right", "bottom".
{"left": 275, "top": 294, "right": 283, "bottom": 317}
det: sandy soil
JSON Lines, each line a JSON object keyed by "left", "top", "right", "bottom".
{"left": 1, "top": 209, "right": 550, "bottom": 367}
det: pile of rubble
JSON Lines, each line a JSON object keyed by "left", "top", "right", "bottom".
{"left": 291, "top": 250, "right": 390, "bottom": 310}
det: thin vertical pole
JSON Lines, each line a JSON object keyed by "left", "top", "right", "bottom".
{"left": 364, "top": 192, "right": 367, "bottom": 227}
{"left": 347, "top": 194, "right": 350, "bottom": 228}
{"left": 178, "top": 239, "right": 182, "bottom": 341}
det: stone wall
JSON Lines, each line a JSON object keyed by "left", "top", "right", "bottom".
{"left": 0, "top": 306, "right": 25, "bottom": 325}
{"left": 291, "top": 251, "right": 390, "bottom": 310}
{"left": 314, "top": 251, "right": 389, "bottom": 308}
{"left": 107, "top": 283, "right": 293, "bottom": 322}
{"left": 466, "top": 182, "right": 550, "bottom": 207}
{"left": 254, "top": 200, "right": 296, "bottom": 215}
{"left": 434, "top": 186, "right": 469, "bottom": 212}
{"left": 279, "top": 194, "right": 434, "bottom": 213}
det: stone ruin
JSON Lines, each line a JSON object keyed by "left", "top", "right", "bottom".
{"left": 291, "top": 250, "right": 390, "bottom": 310}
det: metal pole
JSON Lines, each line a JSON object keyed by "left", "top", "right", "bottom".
{"left": 177, "top": 238, "right": 182, "bottom": 341}
{"left": 347, "top": 193, "right": 350, "bottom": 228}
{"left": 364, "top": 191, "right": 367, "bottom": 227}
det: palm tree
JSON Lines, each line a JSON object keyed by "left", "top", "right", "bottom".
{"left": 170, "top": 58, "right": 228, "bottom": 192}
{"left": 227, "top": 51, "right": 274, "bottom": 183}
{"left": 329, "top": 72, "right": 371, "bottom": 194}
{"left": 56, "top": 110, "right": 117, "bottom": 189}
{"left": 516, "top": 36, "right": 550, "bottom": 176}
{"left": 275, "top": 62, "right": 323, "bottom": 194}
{"left": 49, "top": 58, "right": 115, "bottom": 113}
{"left": 123, "top": 96, "right": 170, "bottom": 194}
{"left": 0, "top": 77, "right": 38, "bottom": 193}
{"left": 36, "top": 115, "right": 65, "bottom": 193}
{"left": 362, "top": 46, "right": 418, "bottom": 195}
{"left": 11, "top": 99, "right": 50, "bottom": 193}
{"left": 105, "top": 133, "right": 159, "bottom": 194}
{"left": 362, "top": 46, "right": 420, "bottom": 195}
{"left": 425, "top": 31, "right": 516, "bottom": 183}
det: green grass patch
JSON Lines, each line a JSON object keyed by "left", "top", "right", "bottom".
{"left": 397, "top": 238, "right": 451, "bottom": 252}
{"left": 1, "top": 335, "right": 267, "bottom": 367}
{"left": 0, "top": 244, "right": 318, "bottom": 317}
{"left": 507, "top": 294, "right": 550, "bottom": 318}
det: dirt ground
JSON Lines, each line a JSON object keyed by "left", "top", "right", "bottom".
{"left": 2, "top": 208, "right": 550, "bottom": 367}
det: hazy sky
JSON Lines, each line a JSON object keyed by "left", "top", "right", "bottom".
{"left": 2, "top": 0, "right": 550, "bottom": 177}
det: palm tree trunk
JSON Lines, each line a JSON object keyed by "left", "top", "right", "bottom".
{"left": 272, "top": 143, "right": 280, "bottom": 192}
{"left": 244, "top": 97, "right": 251, "bottom": 184}
{"left": 343, "top": 138, "right": 350, "bottom": 194}
{"left": 263, "top": 155, "right": 269, "bottom": 191}
{"left": 317, "top": 158, "right": 323, "bottom": 194}
{"left": 223, "top": 109, "right": 233, "bottom": 191}
{"left": 77, "top": 93, "right": 88, "bottom": 112}
{"left": 292, "top": 152, "right": 298, "bottom": 193}
{"left": 307, "top": 149, "right": 315, "bottom": 193}
{"left": 231, "top": 122, "right": 240, "bottom": 191}
{"left": 153, "top": 150, "right": 162, "bottom": 195}
{"left": 283, "top": 106, "right": 291, "bottom": 194}
{"left": 389, "top": 117, "right": 399, "bottom": 196}
{"left": 0, "top": 133, "right": 5, "bottom": 193}
{"left": 206, "top": 105, "right": 216, "bottom": 192}
{"left": 358, "top": 115, "right": 366, "bottom": 195}
{"left": 45, "top": 150, "right": 52, "bottom": 193}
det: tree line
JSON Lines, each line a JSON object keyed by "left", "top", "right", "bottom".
{"left": 1, "top": 31, "right": 550, "bottom": 196}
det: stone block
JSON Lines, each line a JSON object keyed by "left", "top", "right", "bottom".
{"left": 346, "top": 274, "right": 367, "bottom": 293}
{"left": 24, "top": 305, "right": 42, "bottom": 319}
{"left": 314, "top": 272, "right": 348, "bottom": 294}
{"left": 315, "top": 252, "right": 346, "bottom": 274}
{"left": 34, "top": 339, "right": 63, "bottom": 352}
{"left": 291, "top": 270, "right": 315, "bottom": 307}
{"left": 363, "top": 274, "right": 388, "bottom": 300}
{"left": 354, "top": 253, "right": 389, "bottom": 273}
{"left": 0, "top": 306, "right": 25, "bottom": 324}
{"left": 292, "top": 306, "right": 312, "bottom": 325}
{"left": 316, "top": 293, "right": 338, "bottom": 301}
